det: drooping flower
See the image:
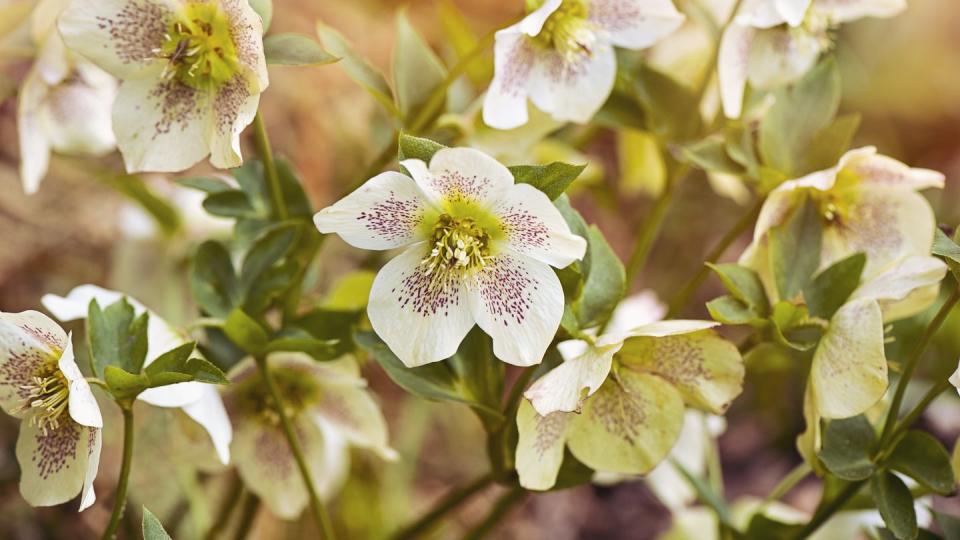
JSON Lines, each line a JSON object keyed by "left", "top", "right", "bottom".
{"left": 0, "top": 310, "right": 102, "bottom": 510}
{"left": 516, "top": 319, "right": 743, "bottom": 490}
{"left": 18, "top": 0, "right": 116, "bottom": 193}
{"left": 719, "top": 0, "right": 905, "bottom": 118}
{"left": 483, "top": 0, "right": 685, "bottom": 129}
{"left": 41, "top": 284, "right": 232, "bottom": 464}
{"left": 57, "top": 0, "right": 268, "bottom": 172}
{"left": 314, "top": 147, "right": 587, "bottom": 367}
{"left": 222, "top": 353, "right": 396, "bottom": 520}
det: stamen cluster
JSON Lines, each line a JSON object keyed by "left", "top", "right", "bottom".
{"left": 154, "top": 4, "right": 239, "bottom": 89}
{"left": 16, "top": 370, "right": 70, "bottom": 436}
{"left": 534, "top": 0, "right": 596, "bottom": 60}
{"left": 421, "top": 214, "right": 491, "bottom": 278}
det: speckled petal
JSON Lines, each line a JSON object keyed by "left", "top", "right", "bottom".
{"left": 527, "top": 42, "right": 617, "bottom": 125}
{"left": 774, "top": 0, "right": 812, "bottom": 26}
{"left": 16, "top": 420, "right": 98, "bottom": 509}
{"left": 0, "top": 311, "right": 68, "bottom": 417}
{"left": 492, "top": 183, "right": 587, "bottom": 268}
{"left": 718, "top": 23, "right": 755, "bottom": 118}
{"left": 78, "top": 428, "right": 101, "bottom": 511}
{"left": 58, "top": 338, "right": 103, "bottom": 429}
{"left": 852, "top": 256, "right": 947, "bottom": 322}
{"left": 483, "top": 28, "right": 537, "bottom": 130}
{"left": 589, "top": 0, "right": 685, "bottom": 50}
{"left": 17, "top": 68, "right": 52, "bottom": 194}
{"left": 515, "top": 399, "right": 572, "bottom": 490}
{"left": 524, "top": 338, "right": 623, "bottom": 415}
{"left": 816, "top": 0, "right": 906, "bottom": 23}
{"left": 206, "top": 71, "right": 260, "bottom": 169}
{"left": 401, "top": 147, "right": 515, "bottom": 210}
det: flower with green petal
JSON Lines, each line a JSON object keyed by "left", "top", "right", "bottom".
{"left": 57, "top": 0, "right": 268, "bottom": 172}
{"left": 0, "top": 310, "right": 102, "bottom": 510}
{"left": 516, "top": 320, "right": 743, "bottom": 490}
{"left": 222, "top": 353, "right": 396, "bottom": 520}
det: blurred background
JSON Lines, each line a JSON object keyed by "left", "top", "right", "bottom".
{"left": 2, "top": 0, "right": 960, "bottom": 538}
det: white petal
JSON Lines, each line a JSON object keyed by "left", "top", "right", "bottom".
{"left": 524, "top": 339, "right": 623, "bottom": 415}
{"left": 735, "top": 0, "right": 789, "bottom": 27}
{"left": 367, "top": 244, "right": 475, "bottom": 367}
{"left": 17, "top": 69, "right": 52, "bottom": 194}
{"left": 845, "top": 152, "right": 945, "bottom": 191}
{"left": 646, "top": 410, "right": 717, "bottom": 509}
{"left": 852, "top": 256, "right": 947, "bottom": 321}
{"left": 604, "top": 290, "right": 667, "bottom": 336}
{"left": 220, "top": 0, "right": 269, "bottom": 88}
{"left": 181, "top": 385, "right": 232, "bottom": 464}
{"left": 112, "top": 74, "right": 212, "bottom": 173}
{"left": 515, "top": 399, "right": 572, "bottom": 490}
{"left": 58, "top": 0, "right": 174, "bottom": 80}
{"left": 493, "top": 183, "right": 587, "bottom": 268}
{"left": 401, "top": 147, "right": 515, "bottom": 209}
{"left": 589, "top": 0, "right": 686, "bottom": 50}
{"left": 718, "top": 23, "right": 756, "bottom": 118}
{"left": 746, "top": 27, "right": 823, "bottom": 90}
{"left": 518, "top": 0, "right": 563, "bottom": 36}
{"left": 59, "top": 338, "right": 103, "bottom": 429}
{"left": 313, "top": 171, "right": 433, "bottom": 250}
{"left": 527, "top": 42, "right": 617, "bottom": 124}
{"left": 16, "top": 420, "right": 98, "bottom": 508}
{"left": 78, "top": 428, "right": 101, "bottom": 511}
{"left": 469, "top": 251, "right": 565, "bottom": 366}
{"left": 483, "top": 30, "right": 537, "bottom": 130}
{"left": 816, "top": 0, "right": 906, "bottom": 23}
{"left": 774, "top": 0, "right": 812, "bottom": 26}
{"left": 622, "top": 319, "right": 719, "bottom": 339}
{"left": 206, "top": 73, "right": 260, "bottom": 169}
{"left": 0, "top": 311, "right": 67, "bottom": 417}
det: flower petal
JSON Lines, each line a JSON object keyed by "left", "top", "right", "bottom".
{"left": 0, "top": 311, "right": 67, "bottom": 417}
{"left": 58, "top": 338, "right": 103, "bottom": 429}
{"left": 493, "top": 183, "right": 587, "bottom": 268}
{"left": 746, "top": 27, "right": 822, "bottom": 90}
{"left": 367, "top": 243, "right": 475, "bottom": 367}
{"left": 618, "top": 328, "right": 744, "bottom": 414}
{"left": 519, "top": 0, "right": 563, "bottom": 36}
{"left": 646, "top": 411, "right": 720, "bottom": 509}
{"left": 734, "top": 0, "right": 789, "bottom": 28}
{"left": 796, "top": 381, "right": 823, "bottom": 472}
{"left": 220, "top": 0, "right": 269, "bottom": 88}
{"left": 112, "top": 75, "right": 212, "bottom": 173}
{"left": 401, "top": 147, "right": 515, "bottom": 210}
{"left": 527, "top": 42, "right": 617, "bottom": 124}
{"left": 589, "top": 0, "right": 685, "bottom": 50}
{"left": 604, "top": 291, "right": 667, "bottom": 336}
{"left": 816, "top": 0, "right": 906, "bottom": 23}
{"left": 845, "top": 151, "right": 945, "bottom": 191}
{"left": 774, "top": 0, "right": 812, "bottom": 26}
{"left": 852, "top": 256, "right": 947, "bottom": 322}
{"left": 313, "top": 171, "right": 432, "bottom": 250}
{"left": 483, "top": 29, "right": 538, "bottom": 130}
{"left": 718, "top": 23, "right": 756, "bottom": 118}
{"left": 16, "top": 420, "right": 98, "bottom": 508}
{"left": 17, "top": 69, "right": 52, "bottom": 194}
{"left": 515, "top": 399, "right": 572, "bottom": 490}
{"left": 810, "top": 298, "right": 887, "bottom": 419}
{"left": 622, "top": 319, "right": 720, "bottom": 339}
{"left": 311, "top": 382, "right": 396, "bottom": 460}
{"left": 206, "top": 73, "right": 260, "bottom": 169}
{"left": 524, "top": 340, "right": 623, "bottom": 416}
{"left": 181, "top": 385, "right": 233, "bottom": 464}
{"left": 78, "top": 427, "right": 101, "bottom": 511}
{"left": 566, "top": 370, "right": 684, "bottom": 474}
{"left": 469, "top": 251, "right": 565, "bottom": 366}
{"left": 58, "top": 0, "right": 173, "bottom": 80}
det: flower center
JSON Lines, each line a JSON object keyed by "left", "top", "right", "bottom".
{"left": 155, "top": 3, "right": 239, "bottom": 89}
{"left": 532, "top": 0, "right": 596, "bottom": 60}
{"left": 16, "top": 370, "right": 69, "bottom": 436}
{"left": 235, "top": 368, "right": 320, "bottom": 426}
{"left": 421, "top": 214, "right": 491, "bottom": 278}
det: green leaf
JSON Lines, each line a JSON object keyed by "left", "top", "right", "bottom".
{"left": 144, "top": 342, "right": 196, "bottom": 377}
{"left": 103, "top": 174, "right": 181, "bottom": 236}
{"left": 240, "top": 222, "right": 301, "bottom": 291}
{"left": 264, "top": 337, "right": 339, "bottom": 361}
{"left": 392, "top": 10, "right": 447, "bottom": 122}
{"left": 759, "top": 57, "right": 842, "bottom": 176}
{"left": 681, "top": 136, "right": 745, "bottom": 175}
{"left": 103, "top": 365, "right": 148, "bottom": 400}
{"left": 818, "top": 415, "right": 876, "bottom": 481}
{"left": 398, "top": 133, "right": 445, "bottom": 163}
{"left": 224, "top": 309, "right": 269, "bottom": 355}
{"left": 87, "top": 298, "right": 149, "bottom": 378}
{"left": 743, "top": 514, "right": 805, "bottom": 540}
{"left": 264, "top": 33, "right": 338, "bottom": 66}
{"left": 933, "top": 229, "right": 960, "bottom": 280}
{"left": 633, "top": 63, "right": 702, "bottom": 142}
{"left": 769, "top": 195, "right": 823, "bottom": 301}
{"left": 182, "top": 357, "right": 229, "bottom": 385}
{"left": 437, "top": 0, "right": 491, "bottom": 85}
{"left": 576, "top": 225, "right": 626, "bottom": 328}
{"left": 190, "top": 241, "right": 239, "bottom": 318}
{"left": 871, "top": 472, "right": 918, "bottom": 540}
{"left": 293, "top": 308, "right": 363, "bottom": 359}
{"left": 275, "top": 159, "right": 314, "bottom": 218}
{"left": 508, "top": 162, "right": 586, "bottom": 200}
{"left": 316, "top": 21, "right": 398, "bottom": 118}
{"left": 934, "top": 511, "right": 960, "bottom": 540}
{"left": 248, "top": 0, "right": 272, "bottom": 32}
{"left": 143, "top": 506, "right": 173, "bottom": 540}
{"left": 886, "top": 430, "right": 956, "bottom": 496}
{"left": 801, "top": 113, "right": 861, "bottom": 174}
{"left": 178, "top": 176, "right": 233, "bottom": 194}
{"left": 203, "top": 190, "right": 258, "bottom": 218}
{"left": 707, "top": 295, "right": 763, "bottom": 325}
{"left": 707, "top": 263, "right": 769, "bottom": 315}
{"left": 447, "top": 328, "right": 504, "bottom": 430}
{"left": 803, "top": 253, "right": 866, "bottom": 319}
{"left": 549, "top": 449, "right": 595, "bottom": 491}
{"left": 769, "top": 301, "right": 819, "bottom": 351}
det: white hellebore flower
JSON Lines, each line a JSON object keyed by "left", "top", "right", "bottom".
{"left": 719, "top": 0, "right": 905, "bottom": 118}
{"left": 0, "top": 310, "right": 102, "bottom": 510}
{"left": 58, "top": 0, "right": 268, "bottom": 172}
{"left": 223, "top": 353, "right": 396, "bottom": 520}
{"left": 41, "top": 285, "right": 233, "bottom": 464}
{"left": 483, "top": 0, "right": 685, "bottom": 129}
{"left": 18, "top": 0, "right": 116, "bottom": 193}
{"left": 314, "top": 147, "right": 587, "bottom": 367}
{"left": 516, "top": 319, "right": 743, "bottom": 490}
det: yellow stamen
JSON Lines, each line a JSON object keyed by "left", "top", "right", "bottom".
{"left": 14, "top": 371, "right": 70, "bottom": 436}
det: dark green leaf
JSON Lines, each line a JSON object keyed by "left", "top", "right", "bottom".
{"left": 769, "top": 195, "right": 823, "bottom": 300}
{"left": 177, "top": 176, "right": 233, "bottom": 194}
{"left": 190, "top": 241, "right": 239, "bottom": 318}
{"left": 933, "top": 229, "right": 960, "bottom": 280}
{"left": 871, "top": 472, "right": 918, "bottom": 540}
{"left": 317, "top": 21, "right": 398, "bottom": 117}
{"left": 398, "top": 133, "right": 445, "bottom": 163}
{"left": 144, "top": 342, "right": 196, "bottom": 377}
{"left": 393, "top": 10, "right": 447, "bottom": 121}
{"left": 203, "top": 190, "right": 258, "bottom": 218}
{"left": 276, "top": 159, "right": 314, "bottom": 218}
{"left": 87, "top": 298, "right": 149, "bottom": 378}
{"left": 240, "top": 222, "right": 301, "bottom": 291}
{"left": 818, "top": 415, "right": 876, "bottom": 481}
{"left": 802, "top": 113, "right": 861, "bottom": 174}
{"left": 549, "top": 449, "right": 595, "bottom": 491}
{"left": 508, "top": 162, "right": 586, "bottom": 200}
{"left": 633, "top": 63, "right": 702, "bottom": 142}
{"left": 142, "top": 506, "right": 173, "bottom": 540}
{"left": 264, "top": 337, "right": 339, "bottom": 361}
{"left": 886, "top": 430, "right": 956, "bottom": 495}
{"left": 707, "top": 263, "right": 769, "bottom": 315}
{"left": 264, "top": 33, "right": 338, "bottom": 66}
{"left": 447, "top": 328, "right": 504, "bottom": 431}
{"left": 182, "top": 357, "right": 229, "bottom": 384}
{"left": 242, "top": 261, "right": 300, "bottom": 317}
{"left": 707, "top": 295, "right": 763, "bottom": 325}
{"left": 743, "top": 514, "right": 805, "bottom": 540}
{"left": 293, "top": 308, "right": 363, "bottom": 358}
{"left": 103, "top": 365, "right": 148, "bottom": 400}
{"left": 681, "top": 136, "right": 745, "bottom": 175}
{"left": 232, "top": 161, "right": 271, "bottom": 215}
{"left": 576, "top": 225, "right": 625, "bottom": 328}
{"left": 804, "top": 253, "right": 866, "bottom": 319}
{"left": 224, "top": 309, "right": 269, "bottom": 355}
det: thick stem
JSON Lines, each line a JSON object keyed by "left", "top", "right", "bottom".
{"left": 254, "top": 356, "right": 337, "bottom": 540}
{"left": 462, "top": 486, "right": 527, "bottom": 540}
{"left": 100, "top": 407, "right": 135, "bottom": 540}
{"left": 252, "top": 112, "right": 288, "bottom": 221}
{"left": 391, "top": 473, "right": 495, "bottom": 540}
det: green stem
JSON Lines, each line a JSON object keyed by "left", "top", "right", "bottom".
{"left": 100, "top": 407, "right": 135, "bottom": 540}
{"left": 391, "top": 473, "right": 495, "bottom": 540}
{"left": 666, "top": 196, "right": 764, "bottom": 317}
{"left": 205, "top": 473, "right": 244, "bottom": 540}
{"left": 762, "top": 463, "right": 811, "bottom": 507}
{"left": 793, "top": 480, "right": 864, "bottom": 539}
{"left": 877, "top": 287, "right": 960, "bottom": 449}
{"left": 624, "top": 163, "right": 689, "bottom": 286}
{"left": 231, "top": 492, "right": 260, "bottom": 540}
{"left": 254, "top": 356, "right": 337, "bottom": 540}
{"left": 876, "top": 378, "right": 953, "bottom": 463}
{"left": 252, "top": 112, "right": 288, "bottom": 221}
{"left": 462, "top": 486, "right": 527, "bottom": 540}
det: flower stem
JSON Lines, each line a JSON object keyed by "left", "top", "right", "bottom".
{"left": 793, "top": 480, "right": 865, "bottom": 539}
{"left": 231, "top": 491, "right": 260, "bottom": 540}
{"left": 254, "top": 355, "right": 337, "bottom": 540}
{"left": 462, "top": 486, "right": 527, "bottom": 540}
{"left": 391, "top": 473, "right": 495, "bottom": 540}
{"left": 666, "top": 196, "right": 764, "bottom": 317}
{"left": 624, "top": 163, "right": 689, "bottom": 287}
{"left": 101, "top": 407, "right": 135, "bottom": 540}
{"left": 205, "top": 472, "right": 244, "bottom": 540}
{"left": 875, "top": 378, "right": 953, "bottom": 463}
{"left": 877, "top": 286, "right": 960, "bottom": 449}
{"left": 252, "top": 112, "right": 288, "bottom": 221}
{"left": 761, "top": 462, "right": 811, "bottom": 507}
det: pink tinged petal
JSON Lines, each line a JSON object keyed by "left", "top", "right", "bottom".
{"left": 39, "top": 62, "right": 118, "bottom": 157}
{"left": 16, "top": 420, "right": 99, "bottom": 508}
{"left": 78, "top": 428, "right": 101, "bottom": 511}
{"left": 483, "top": 30, "right": 538, "bottom": 130}
{"left": 181, "top": 385, "right": 233, "bottom": 464}
{"left": 816, "top": 0, "right": 906, "bottom": 23}
{"left": 310, "top": 383, "right": 397, "bottom": 461}
{"left": 367, "top": 244, "right": 476, "bottom": 367}
{"left": 313, "top": 171, "right": 431, "bottom": 250}
{"left": 852, "top": 256, "right": 947, "bottom": 322}
{"left": 519, "top": 0, "right": 563, "bottom": 36}
{"left": 589, "top": 0, "right": 686, "bottom": 50}
{"left": 527, "top": 42, "right": 617, "bottom": 125}
{"left": 524, "top": 340, "right": 623, "bottom": 416}
{"left": 17, "top": 69, "right": 52, "bottom": 194}
{"left": 846, "top": 152, "right": 945, "bottom": 191}
{"left": 515, "top": 399, "right": 573, "bottom": 490}
{"left": 469, "top": 252, "right": 564, "bottom": 366}
{"left": 746, "top": 27, "right": 822, "bottom": 90}
{"left": 0, "top": 311, "right": 67, "bottom": 417}
{"left": 402, "top": 147, "right": 515, "bottom": 209}
{"left": 58, "top": 338, "right": 103, "bottom": 429}
{"left": 774, "top": 0, "right": 812, "bottom": 26}
{"left": 493, "top": 183, "right": 587, "bottom": 268}
{"left": 735, "top": 0, "right": 789, "bottom": 28}
{"left": 57, "top": 0, "right": 174, "bottom": 80}
{"left": 718, "top": 23, "right": 755, "bottom": 118}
